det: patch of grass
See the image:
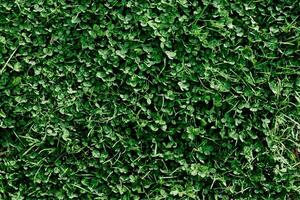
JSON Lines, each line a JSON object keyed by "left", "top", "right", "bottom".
{"left": 0, "top": 0, "right": 300, "bottom": 199}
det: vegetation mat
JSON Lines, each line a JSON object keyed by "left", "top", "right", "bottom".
{"left": 1, "top": 0, "right": 300, "bottom": 199}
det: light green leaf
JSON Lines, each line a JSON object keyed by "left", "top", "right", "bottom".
{"left": 0, "top": 110, "right": 6, "bottom": 118}
{"left": 165, "top": 51, "right": 176, "bottom": 59}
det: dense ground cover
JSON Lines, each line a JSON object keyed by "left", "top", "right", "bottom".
{"left": 0, "top": 0, "right": 300, "bottom": 199}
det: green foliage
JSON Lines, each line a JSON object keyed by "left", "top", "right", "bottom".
{"left": 1, "top": 0, "right": 300, "bottom": 199}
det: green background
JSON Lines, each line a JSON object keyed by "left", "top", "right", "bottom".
{"left": 0, "top": 0, "right": 300, "bottom": 199}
